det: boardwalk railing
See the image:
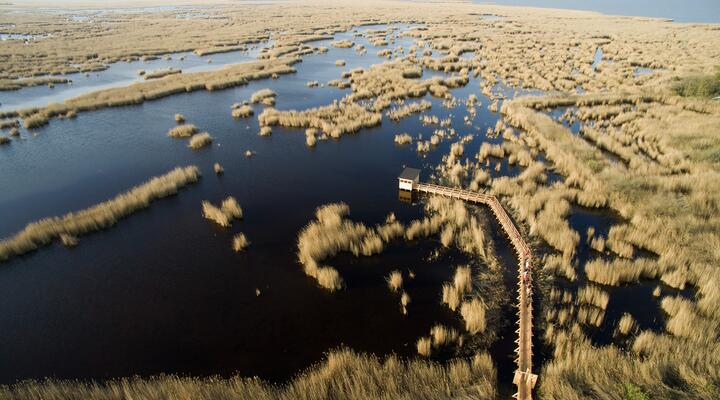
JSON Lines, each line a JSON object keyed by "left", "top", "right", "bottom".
{"left": 414, "top": 183, "right": 538, "bottom": 400}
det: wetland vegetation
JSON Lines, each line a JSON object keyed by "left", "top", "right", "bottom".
{"left": 0, "top": 1, "right": 719, "bottom": 399}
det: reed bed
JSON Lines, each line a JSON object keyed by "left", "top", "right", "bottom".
{"left": 0, "top": 136, "right": 9, "bottom": 145}
{"left": 616, "top": 312, "right": 636, "bottom": 335}
{"left": 584, "top": 257, "right": 661, "bottom": 286}
{"left": 386, "top": 100, "right": 431, "bottom": 121}
{"left": 250, "top": 89, "right": 277, "bottom": 104}
{"left": 0, "top": 348, "right": 497, "bottom": 400}
{"left": 231, "top": 105, "right": 254, "bottom": 118}
{"left": 16, "top": 58, "right": 297, "bottom": 129}
{"left": 144, "top": 68, "right": 181, "bottom": 80}
{"left": 297, "top": 203, "right": 405, "bottom": 291}
{"left": 259, "top": 103, "right": 381, "bottom": 139}
{"left": 430, "top": 325, "right": 460, "bottom": 348}
{"left": 460, "top": 298, "right": 486, "bottom": 334}
{"left": 331, "top": 40, "right": 354, "bottom": 48}
{"left": 393, "top": 133, "right": 412, "bottom": 145}
{"left": 232, "top": 233, "right": 250, "bottom": 252}
{"left": 0, "top": 166, "right": 200, "bottom": 263}
{"left": 214, "top": 163, "right": 224, "bottom": 175}
{"left": 0, "top": 119, "right": 19, "bottom": 129}
{"left": 386, "top": 270, "right": 403, "bottom": 291}
{"left": 168, "top": 124, "right": 198, "bottom": 138}
{"left": 174, "top": 113, "right": 185, "bottom": 123}
{"left": 202, "top": 196, "right": 243, "bottom": 228}
{"left": 188, "top": 132, "right": 213, "bottom": 149}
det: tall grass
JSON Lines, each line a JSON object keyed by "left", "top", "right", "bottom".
{"left": 297, "top": 203, "right": 404, "bottom": 291}
{"left": 259, "top": 103, "right": 381, "bottom": 139}
{"left": 386, "top": 270, "right": 403, "bottom": 291}
{"left": 0, "top": 348, "right": 497, "bottom": 400}
{"left": 202, "top": 196, "right": 243, "bottom": 227}
{"left": 393, "top": 133, "right": 413, "bottom": 145}
{"left": 0, "top": 166, "right": 201, "bottom": 262}
{"left": 214, "top": 163, "right": 224, "bottom": 175}
{"left": 584, "top": 257, "right": 661, "bottom": 286}
{"left": 616, "top": 312, "right": 636, "bottom": 335}
{"left": 17, "top": 58, "right": 297, "bottom": 129}
{"left": 144, "top": 68, "right": 181, "bottom": 80}
{"left": 430, "top": 325, "right": 460, "bottom": 348}
{"left": 672, "top": 67, "right": 720, "bottom": 98}
{"left": 250, "top": 88, "right": 277, "bottom": 103}
{"left": 188, "top": 132, "right": 213, "bottom": 149}
{"left": 232, "top": 233, "right": 250, "bottom": 252}
{"left": 168, "top": 124, "right": 198, "bottom": 138}
{"left": 231, "top": 104, "right": 254, "bottom": 118}
{"left": 442, "top": 283, "right": 462, "bottom": 311}
{"left": 386, "top": 100, "right": 431, "bottom": 121}
{"left": 460, "top": 298, "right": 486, "bottom": 334}
{"left": 416, "top": 337, "right": 432, "bottom": 357}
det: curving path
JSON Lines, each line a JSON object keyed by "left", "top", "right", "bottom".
{"left": 414, "top": 183, "right": 538, "bottom": 400}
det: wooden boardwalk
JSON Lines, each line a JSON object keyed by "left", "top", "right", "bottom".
{"left": 414, "top": 183, "right": 538, "bottom": 400}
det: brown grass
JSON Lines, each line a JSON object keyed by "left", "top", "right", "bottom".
{"left": 386, "top": 270, "right": 403, "bottom": 291}
{"left": 0, "top": 166, "right": 200, "bottom": 262}
{"left": 16, "top": 57, "right": 297, "bottom": 130}
{"left": 232, "top": 233, "right": 250, "bottom": 252}
{"left": 430, "top": 325, "right": 460, "bottom": 348}
{"left": 259, "top": 103, "right": 381, "bottom": 139}
{"left": 416, "top": 337, "right": 432, "bottom": 357}
{"left": 188, "top": 132, "right": 213, "bottom": 149}
{"left": 297, "top": 203, "right": 404, "bottom": 291}
{"left": 460, "top": 298, "right": 486, "bottom": 334}
{"left": 584, "top": 257, "right": 661, "bottom": 286}
{"left": 202, "top": 196, "right": 243, "bottom": 228}
{"left": 250, "top": 89, "right": 277, "bottom": 103}
{"left": 394, "top": 133, "right": 413, "bottom": 145}
{"left": 168, "top": 124, "right": 198, "bottom": 138}
{"left": 144, "top": 68, "right": 182, "bottom": 80}
{"left": 174, "top": 113, "right": 185, "bottom": 123}
{"left": 0, "top": 347, "right": 497, "bottom": 400}
{"left": 232, "top": 105, "right": 254, "bottom": 118}
{"left": 616, "top": 312, "right": 636, "bottom": 335}
{"left": 214, "top": 163, "right": 224, "bottom": 175}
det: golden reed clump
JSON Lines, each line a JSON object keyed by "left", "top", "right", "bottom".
{"left": 0, "top": 166, "right": 201, "bottom": 262}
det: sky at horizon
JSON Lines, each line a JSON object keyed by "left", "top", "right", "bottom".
{"left": 474, "top": 0, "right": 720, "bottom": 23}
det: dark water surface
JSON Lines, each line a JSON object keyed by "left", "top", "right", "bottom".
{"left": 0, "top": 22, "right": 652, "bottom": 392}
{"left": 0, "top": 23, "right": 513, "bottom": 385}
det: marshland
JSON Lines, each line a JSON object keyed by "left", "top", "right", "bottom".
{"left": 1, "top": 1, "right": 719, "bottom": 399}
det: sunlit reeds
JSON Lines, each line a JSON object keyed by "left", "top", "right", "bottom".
{"left": 0, "top": 166, "right": 201, "bottom": 262}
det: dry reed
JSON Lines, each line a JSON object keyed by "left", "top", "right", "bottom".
{"left": 232, "top": 233, "right": 250, "bottom": 252}
{"left": 386, "top": 270, "right": 403, "bottom": 291}
{"left": 188, "top": 132, "right": 212, "bottom": 149}
{"left": 0, "top": 166, "right": 201, "bottom": 262}
{"left": 168, "top": 124, "right": 198, "bottom": 138}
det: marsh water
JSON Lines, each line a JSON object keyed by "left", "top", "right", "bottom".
{"left": 473, "top": 0, "right": 720, "bottom": 23}
{"left": 0, "top": 23, "right": 666, "bottom": 393}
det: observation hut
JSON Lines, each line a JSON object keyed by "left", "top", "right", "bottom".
{"left": 398, "top": 167, "right": 420, "bottom": 191}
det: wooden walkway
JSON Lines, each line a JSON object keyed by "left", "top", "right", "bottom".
{"left": 414, "top": 183, "right": 538, "bottom": 400}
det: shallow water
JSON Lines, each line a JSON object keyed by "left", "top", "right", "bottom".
{"left": 0, "top": 43, "right": 271, "bottom": 112}
{"left": 472, "top": 0, "right": 720, "bottom": 23}
{"left": 0, "top": 23, "right": 518, "bottom": 386}
{"left": 0, "top": 21, "right": 648, "bottom": 392}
